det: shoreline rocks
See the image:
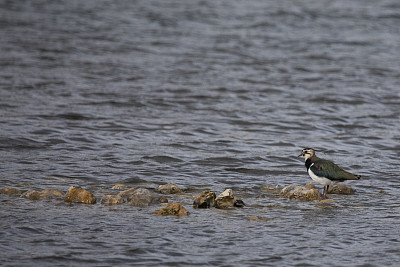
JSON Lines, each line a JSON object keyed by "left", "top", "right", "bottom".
{"left": 100, "top": 195, "right": 125, "bottom": 205}
{"left": 120, "top": 188, "right": 168, "bottom": 207}
{"left": 0, "top": 188, "right": 22, "bottom": 195}
{"left": 22, "top": 189, "right": 64, "bottom": 200}
{"left": 327, "top": 184, "right": 355, "bottom": 194}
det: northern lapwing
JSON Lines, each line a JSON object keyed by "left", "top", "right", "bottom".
{"left": 299, "top": 148, "right": 361, "bottom": 199}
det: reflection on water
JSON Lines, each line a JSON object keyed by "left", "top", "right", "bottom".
{"left": 1, "top": 0, "right": 400, "bottom": 266}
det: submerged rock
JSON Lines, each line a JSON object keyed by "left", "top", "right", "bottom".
{"left": 156, "top": 183, "right": 181, "bottom": 194}
{"left": 100, "top": 195, "right": 125, "bottom": 205}
{"left": 280, "top": 185, "right": 321, "bottom": 201}
{"left": 0, "top": 187, "right": 22, "bottom": 195}
{"left": 124, "top": 188, "right": 168, "bottom": 206}
{"left": 152, "top": 203, "right": 190, "bottom": 216}
{"left": 64, "top": 186, "right": 96, "bottom": 204}
{"left": 327, "top": 184, "right": 355, "bottom": 194}
{"left": 117, "top": 187, "right": 140, "bottom": 199}
{"left": 193, "top": 190, "right": 216, "bottom": 208}
{"left": 21, "top": 189, "right": 64, "bottom": 200}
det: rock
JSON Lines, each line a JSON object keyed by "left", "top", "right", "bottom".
{"left": 117, "top": 187, "right": 140, "bottom": 199}
{"left": 0, "top": 187, "right": 22, "bottom": 195}
{"left": 21, "top": 190, "right": 41, "bottom": 200}
{"left": 156, "top": 183, "right": 181, "bottom": 194}
{"left": 246, "top": 216, "right": 269, "bottom": 222}
{"left": 305, "top": 182, "right": 316, "bottom": 190}
{"left": 280, "top": 185, "right": 321, "bottom": 201}
{"left": 125, "top": 188, "right": 168, "bottom": 207}
{"left": 261, "top": 185, "right": 280, "bottom": 192}
{"left": 152, "top": 203, "right": 190, "bottom": 216}
{"left": 234, "top": 199, "right": 246, "bottom": 207}
{"left": 100, "top": 195, "right": 125, "bottom": 205}
{"left": 21, "top": 189, "right": 64, "bottom": 200}
{"left": 112, "top": 184, "right": 126, "bottom": 190}
{"left": 64, "top": 186, "right": 96, "bottom": 204}
{"left": 193, "top": 190, "right": 216, "bottom": 208}
{"left": 327, "top": 184, "right": 355, "bottom": 194}
{"left": 215, "top": 189, "right": 235, "bottom": 209}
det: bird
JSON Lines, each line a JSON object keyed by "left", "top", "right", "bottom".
{"left": 299, "top": 148, "right": 361, "bottom": 199}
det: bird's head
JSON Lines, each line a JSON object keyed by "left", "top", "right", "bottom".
{"left": 299, "top": 148, "right": 315, "bottom": 160}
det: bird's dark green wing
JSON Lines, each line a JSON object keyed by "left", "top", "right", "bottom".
{"left": 311, "top": 159, "right": 360, "bottom": 181}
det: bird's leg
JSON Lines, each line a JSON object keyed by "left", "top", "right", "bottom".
{"left": 321, "top": 186, "right": 326, "bottom": 200}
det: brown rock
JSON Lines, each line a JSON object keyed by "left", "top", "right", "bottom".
{"left": 193, "top": 190, "right": 216, "bottom": 208}
{"left": 0, "top": 188, "right": 22, "bottom": 195}
{"left": 280, "top": 185, "right": 321, "bottom": 201}
{"left": 157, "top": 183, "right": 181, "bottom": 194}
{"left": 152, "top": 203, "right": 190, "bottom": 216}
{"left": 21, "top": 190, "right": 42, "bottom": 200}
{"left": 64, "top": 186, "right": 96, "bottom": 204}
{"left": 100, "top": 195, "right": 125, "bottom": 205}
{"left": 112, "top": 184, "right": 126, "bottom": 190}
{"left": 327, "top": 184, "right": 355, "bottom": 194}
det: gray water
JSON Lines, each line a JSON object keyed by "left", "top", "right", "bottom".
{"left": 1, "top": 0, "right": 400, "bottom": 266}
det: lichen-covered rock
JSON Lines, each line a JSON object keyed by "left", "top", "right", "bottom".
{"left": 215, "top": 189, "right": 235, "bottom": 209}
{"left": 100, "top": 195, "right": 125, "bottom": 205}
{"left": 152, "top": 203, "right": 190, "bottom": 216}
{"left": 112, "top": 184, "right": 126, "bottom": 190}
{"left": 193, "top": 190, "right": 216, "bottom": 208}
{"left": 327, "top": 184, "right": 355, "bottom": 194}
{"left": 21, "top": 189, "right": 64, "bottom": 200}
{"left": 126, "top": 188, "right": 168, "bottom": 207}
{"left": 157, "top": 183, "right": 181, "bottom": 194}
{"left": 0, "top": 188, "right": 22, "bottom": 195}
{"left": 280, "top": 185, "right": 321, "bottom": 201}
{"left": 305, "top": 182, "right": 316, "bottom": 190}
{"left": 64, "top": 186, "right": 96, "bottom": 204}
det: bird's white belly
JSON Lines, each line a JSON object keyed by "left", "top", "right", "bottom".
{"left": 308, "top": 168, "right": 334, "bottom": 186}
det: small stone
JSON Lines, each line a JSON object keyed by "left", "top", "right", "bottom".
{"left": 152, "top": 203, "right": 190, "bottom": 216}
{"left": 280, "top": 185, "right": 321, "bottom": 201}
{"left": 327, "top": 184, "right": 355, "bottom": 194}
{"left": 193, "top": 190, "right": 216, "bottom": 208}
{"left": 0, "top": 188, "right": 22, "bottom": 195}
{"left": 234, "top": 199, "right": 246, "bottom": 207}
{"left": 246, "top": 216, "right": 269, "bottom": 222}
{"left": 112, "top": 184, "right": 126, "bottom": 190}
{"left": 100, "top": 195, "right": 125, "bottom": 205}
{"left": 64, "top": 186, "right": 96, "bottom": 204}
{"left": 261, "top": 185, "right": 280, "bottom": 192}
{"left": 215, "top": 189, "right": 235, "bottom": 209}
{"left": 157, "top": 183, "right": 181, "bottom": 194}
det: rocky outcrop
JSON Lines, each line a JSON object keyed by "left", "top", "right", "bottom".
{"left": 100, "top": 195, "right": 125, "bottom": 205}
{"left": 280, "top": 185, "right": 321, "bottom": 201}
{"left": 156, "top": 183, "right": 181, "bottom": 194}
{"left": 64, "top": 186, "right": 96, "bottom": 204}
{"left": 0, "top": 187, "right": 22, "bottom": 195}
{"left": 327, "top": 184, "right": 355, "bottom": 194}
{"left": 152, "top": 203, "right": 190, "bottom": 216}
{"left": 120, "top": 188, "right": 168, "bottom": 206}
{"left": 193, "top": 190, "right": 216, "bottom": 208}
{"left": 22, "top": 189, "right": 64, "bottom": 200}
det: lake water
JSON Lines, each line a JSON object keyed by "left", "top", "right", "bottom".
{"left": 1, "top": 0, "right": 400, "bottom": 266}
